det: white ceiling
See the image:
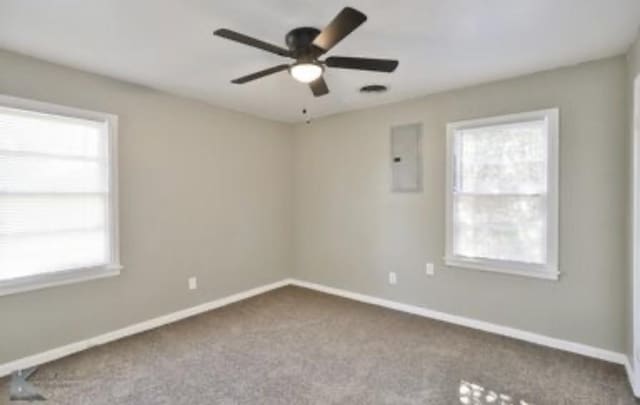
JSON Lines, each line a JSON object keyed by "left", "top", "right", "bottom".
{"left": 1, "top": 1, "right": 639, "bottom": 123}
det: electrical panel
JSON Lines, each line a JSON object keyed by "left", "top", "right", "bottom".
{"left": 390, "top": 123, "right": 422, "bottom": 192}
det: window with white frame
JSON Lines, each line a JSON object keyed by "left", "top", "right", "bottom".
{"left": 0, "top": 96, "right": 120, "bottom": 295}
{"left": 445, "top": 109, "right": 559, "bottom": 280}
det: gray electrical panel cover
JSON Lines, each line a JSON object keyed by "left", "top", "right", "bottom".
{"left": 390, "top": 123, "right": 422, "bottom": 192}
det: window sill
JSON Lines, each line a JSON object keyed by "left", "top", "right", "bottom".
{"left": 444, "top": 257, "right": 559, "bottom": 281}
{"left": 0, "top": 264, "right": 122, "bottom": 297}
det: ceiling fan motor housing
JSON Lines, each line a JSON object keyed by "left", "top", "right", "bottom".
{"left": 285, "top": 27, "right": 321, "bottom": 58}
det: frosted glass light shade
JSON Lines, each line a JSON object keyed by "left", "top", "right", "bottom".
{"left": 289, "top": 63, "right": 323, "bottom": 83}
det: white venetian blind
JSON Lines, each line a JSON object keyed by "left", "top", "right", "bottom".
{"left": 452, "top": 119, "right": 548, "bottom": 264}
{"left": 0, "top": 105, "right": 111, "bottom": 281}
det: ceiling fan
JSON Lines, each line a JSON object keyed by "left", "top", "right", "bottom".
{"left": 213, "top": 7, "right": 399, "bottom": 97}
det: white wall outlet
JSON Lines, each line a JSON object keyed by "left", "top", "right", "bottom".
{"left": 188, "top": 277, "right": 197, "bottom": 290}
{"left": 426, "top": 263, "right": 435, "bottom": 276}
{"left": 388, "top": 272, "right": 397, "bottom": 285}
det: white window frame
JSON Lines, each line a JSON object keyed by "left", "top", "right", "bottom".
{"left": 445, "top": 108, "right": 559, "bottom": 280}
{"left": 0, "top": 95, "right": 121, "bottom": 296}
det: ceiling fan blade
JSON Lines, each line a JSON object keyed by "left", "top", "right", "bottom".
{"left": 325, "top": 56, "right": 399, "bottom": 72}
{"left": 312, "top": 7, "right": 367, "bottom": 54}
{"left": 309, "top": 77, "right": 329, "bottom": 97}
{"left": 214, "top": 29, "right": 292, "bottom": 57}
{"left": 231, "top": 64, "right": 290, "bottom": 84}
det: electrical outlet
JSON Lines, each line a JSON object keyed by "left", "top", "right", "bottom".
{"left": 188, "top": 277, "right": 197, "bottom": 290}
{"left": 388, "top": 272, "right": 397, "bottom": 285}
{"left": 426, "top": 263, "right": 435, "bottom": 276}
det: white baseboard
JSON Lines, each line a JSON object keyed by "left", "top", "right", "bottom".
{"left": 625, "top": 359, "right": 639, "bottom": 397}
{"left": 0, "top": 279, "right": 288, "bottom": 378}
{"left": 287, "top": 278, "right": 627, "bottom": 365}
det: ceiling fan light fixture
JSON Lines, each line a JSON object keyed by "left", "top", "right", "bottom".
{"left": 214, "top": 7, "right": 398, "bottom": 97}
{"left": 289, "top": 62, "right": 323, "bottom": 83}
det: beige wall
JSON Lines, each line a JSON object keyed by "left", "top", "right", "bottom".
{"left": 629, "top": 36, "right": 640, "bottom": 80}
{"left": 293, "top": 56, "right": 628, "bottom": 352}
{"left": 0, "top": 49, "right": 293, "bottom": 364}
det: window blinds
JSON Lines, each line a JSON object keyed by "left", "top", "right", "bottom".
{"left": 0, "top": 106, "right": 111, "bottom": 281}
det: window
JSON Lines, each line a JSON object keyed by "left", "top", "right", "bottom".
{"left": 445, "top": 109, "right": 559, "bottom": 280}
{"left": 0, "top": 95, "right": 120, "bottom": 296}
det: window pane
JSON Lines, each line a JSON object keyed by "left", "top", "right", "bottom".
{"left": 0, "top": 229, "right": 108, "bottom": 280}
{"left": 453, "top": 194, "right": 546, "bottom": 264}
{"left": 0, "top": 106, "right": 105, "bottom": 158}
{"left": 0, "top": 195, "right": 106, "bottom": 234}
{"left": 456, "top": 120, "right": 547, "bottom": 194}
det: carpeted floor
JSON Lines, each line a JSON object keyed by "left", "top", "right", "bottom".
{"left": 1, "top": 286, "right": 637, "bottom": 404}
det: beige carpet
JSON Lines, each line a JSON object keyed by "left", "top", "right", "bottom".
{"left": 0, "top": 286, "right": 636, "bottom": 404}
